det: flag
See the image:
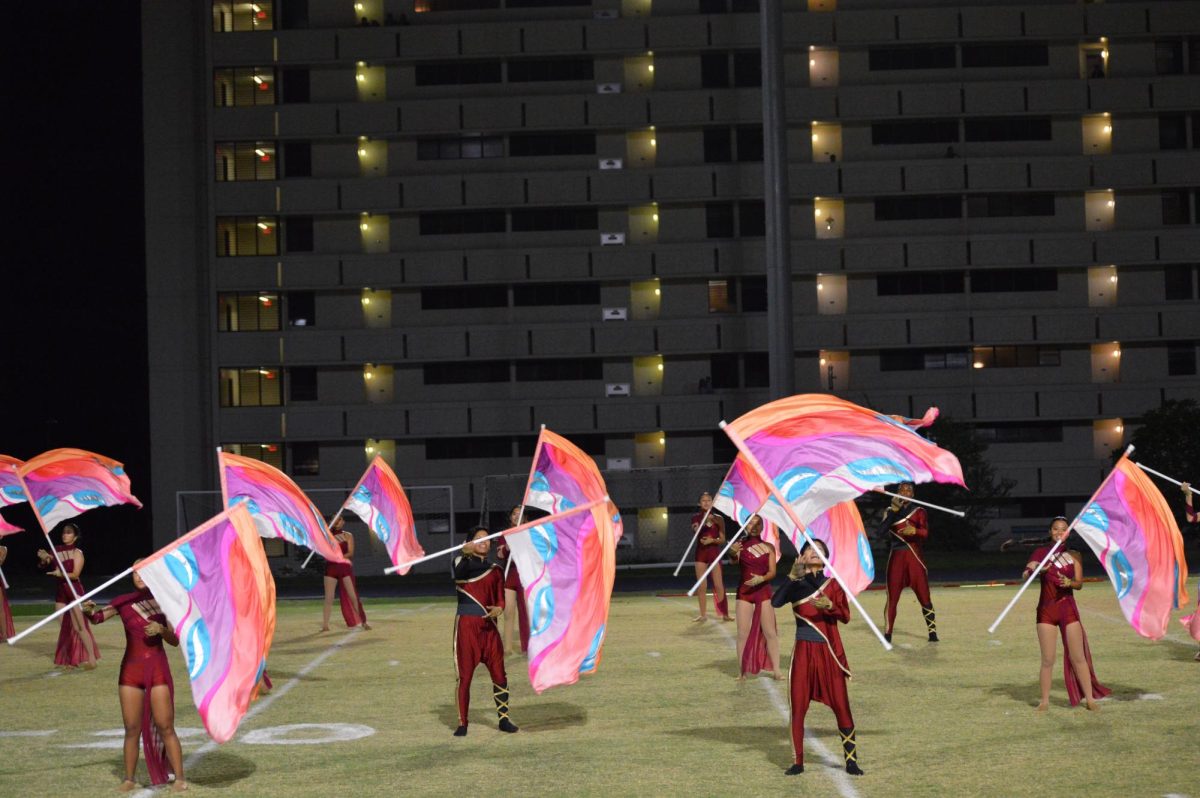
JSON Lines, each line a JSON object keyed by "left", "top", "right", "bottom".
{"left": 135, "top": 504, "right": 275, "bottom": 743}
{"left": 807, "top": 500, "right": 874, "bottom": 596}
{"left": 723, "top": 394, "right": 965, "bottom": 530}
{"left": 0, "top": 517, "right": 20, "bottom": 536}
{"left": 1073, "top": 455, "right": 1189, "bottom": 640}
{"left": 524, "top": 428, "right": 623, "bottom": 542}
{"left": 219, "top": 451, "right": 346, "bottom": 563}
{"left": 341, "top": 456, "right": 424, "bottom": 574}
{"left": 506, "top": 498, "right": 616, "bottom": 693}
{"left": 18, "top": 448, "right": 142, "bottom": 528}
{"left": 0, "top": 455, "right": 27, "bottom": 507}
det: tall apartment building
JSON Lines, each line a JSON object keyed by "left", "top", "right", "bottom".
{"left": 143, "top": 0, "right": 1200, "bottom": 555}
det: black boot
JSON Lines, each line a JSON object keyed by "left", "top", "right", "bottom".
{"left": 453, "top": 725, "right": 468, "bottom": 737}
{"left": 922, "top": 605, "right": 939, "bottom": 642}
{"left": 883, "top": 631, "right": 892, "bottom": 644}
{"left": 840, "top": 727, "right": 863, "bottom": 775}
{"left": 493, "top": 683, "right": 518, "bottom": 733}
{"left": 785, "top": 764, "right": 804, "bottom": 775}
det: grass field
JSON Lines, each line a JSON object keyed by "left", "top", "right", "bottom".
{"left": 1, "top": 586, "right": 1197, "bottom": 797}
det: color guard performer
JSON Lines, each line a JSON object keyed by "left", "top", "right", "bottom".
{"left": 878, "top": 483, "right": 938, "bottom": 643}
{"left": 0, "top": 543, "right": 13, "bottom": 642}
{"left": 83, "top": 568, "right": 187, "bottom": 792}
{"left": 1180, "top": 482, "right": 1200, "bottom": 660}
{"left": 691, "top": 492, "right": 731, "bottom": 622}
{"left": 36, "top": 523, "right": 99, "bottom": 668}
{"left": 1024, "top": 517, "right": 1108, "bottom": 712}
{"left": 320, "top": 516, "right": 369, "bottom": 631}
{"left": 495, "top": 505, "right": 530, "bottom": 654}
{"left": 771, "top": 539, "right": 862, "bottom": 776}
{"left": 729, "top": 515, "right": 781, "bottom": 679}
{"left": 452, "top": 526, "right": 518, "bottom": 736}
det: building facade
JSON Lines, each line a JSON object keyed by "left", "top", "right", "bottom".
{"left": 144, "top": 0, "right": 1200, "bottom": 555}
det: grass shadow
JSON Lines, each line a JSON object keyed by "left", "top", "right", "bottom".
{"left": 186, "top": 750, "right": 257, "bottom": 788}
{"left": 260, "top": 670, "right": 327, "bottom": 684}
{"left": 986, "top": 681, "right": 1146, "bottom": 708}
{"left": 428, "top": 701, "right": 588, "bottom": 733}
{"left": 668, "top": 724, "right": 793, "bottom": 768}
{"left": 1164, "top": 643, "right": 1200, "bottom": 663}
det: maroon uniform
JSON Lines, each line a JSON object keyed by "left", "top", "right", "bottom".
{"left": 881, "top": 506, "right": 937, "bottom": 640}
{"left": 324, "top": 535, "right": 367, "bottom": 627}
{"left": 0, "top": 580, "right": 13, "bottom": 641}
{"left": 89, "top": 589, "right": 176, "bottom": 785}
{"left": 494, "top": 539, "right": 530, "bottom": 653}
{"left": 692, "top": 511, "right": 729, "bottom": 618}
{"left": 773, "top": 574, "right": 860, "bottom": 774}
{"left": 452, "top": 553, "right": 513, "bottom": 731}
{"left": 39, "top": 544, "right": 100, "bottom": 666}
{"left": 1032, "top": 546, "right": 1110, "bottom": 706}
{"left": 737, "top": 534, "right": 773, "bottom": 675}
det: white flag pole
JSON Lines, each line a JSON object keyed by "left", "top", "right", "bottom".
{"left": 6, "top": 567, "right": 134, "bottom": 646}
{"left": 872, "top": 488, "right": 965, "bottom": 518}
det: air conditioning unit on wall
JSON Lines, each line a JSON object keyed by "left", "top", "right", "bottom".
{"left": 600, "top": 232, "right": 625, "bottom": 245}
{"left": 605, "top": 383, "right": 631, "bottom": 397}
{"left": 602, "top": 307, "right": 628, "bottom": 321}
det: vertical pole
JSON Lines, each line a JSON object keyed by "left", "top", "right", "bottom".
{"left": 761, "top": 0, "right": 794, "bottom": 400}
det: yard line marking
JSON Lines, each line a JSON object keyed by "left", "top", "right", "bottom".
{"left": 0, "top": 730, "right": 58, "bottom": 737}
{"left": 659, "top": 597, "right": 862, "bottom": 798}
{"left": 132, "top": 603, "right": 434, "bottom": 797}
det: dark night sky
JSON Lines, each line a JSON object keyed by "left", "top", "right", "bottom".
{"left": 2, "top": 1, "right": 150, "bottom": 577}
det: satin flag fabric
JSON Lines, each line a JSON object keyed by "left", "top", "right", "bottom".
{"left": 341, "top": 456, "right": 424, "bottom": 574}
{"left": 219, "top": 451, "right": 346, "bottom": 564}
{"left": 17, "top": 448, "right": 142, "bottom": 529}
{"left": 135, "top": 504, "right": 275, "bottom": 743}
{"left": 1074, "top": 455, "right": 1189, "bottom": 640}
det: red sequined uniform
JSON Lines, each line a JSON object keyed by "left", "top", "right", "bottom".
{"left": 39, "top": 544, "right": 99, "bottom": 666}
{"left": 0, "top": 579, "right": 13, "bottom": 641}
{"left": 89, "top": 589, "right": 176, "bottom": 785}
{"left": 453, "top": 553, "right": 507, "bottom": 727}
{"left": 692, "top": 511, "right": 729, "bottom": 618}
{"left": 1031, "top": 546, "right": 1111, "bottom": 706}
{"left": 882, "top": 507, "right": 933, "bottom": 635}
{"left": 324, "top": 535, "right": 366, "bottom": 627}
{"left": 773, "top": 575, "right": 854, "bottom": 768}
{"left": 737, "top": 534, "right": 773, "bottom": 675}
{"left": 494, "top": 539, "right": 530, "bottom": 653}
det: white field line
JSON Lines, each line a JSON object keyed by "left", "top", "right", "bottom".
{"left": 660, "top": 597, "right": 861, "bottom": 798}
{"left": 132, "top": 603, "right": 434, "bottom": 796}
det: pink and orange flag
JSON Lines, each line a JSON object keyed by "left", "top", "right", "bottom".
{"left": 509, "top": 428, "right": 620, "bottom": 691}
{"left": 1074, "top": 454, "right": 1189, "bottom": 640}
{"left": 340, "top": 456, "right": 424, "bottom": 574}
{"left": 17, "top": 449, "right": 142, "bottom": 529}
{"left": 135, "top": 504, "right": 275, "bottom": 743}
{"left": 0, "top": 456, "right": 26, "bottom": 534}
{"left": 219, "top": 451, "right": 346, "bottom": 564}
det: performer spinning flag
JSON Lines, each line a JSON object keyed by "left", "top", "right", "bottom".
{"left": 0, "top": 542, "right": 13, "bottom": 641}
{"left": 340, "top": 455, "right": 425, "bottom": 573}
{"left": 877, "top": 482, "right": 938, "bottom": 643}
{"left": 1179, "top": 482, "right": 1200, "bottom": 657}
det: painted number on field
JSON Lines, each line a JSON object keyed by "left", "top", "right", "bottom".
{"left": 55, "top": 723, "right": 374, "bottom": 749}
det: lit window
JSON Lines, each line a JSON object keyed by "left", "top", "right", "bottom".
{"left": 215, "top": 141, "right": 276, "bottom": 181}
{"left": 211, "top": 1, "right": 274, "bottom": 32}
{"left": 219, "top": 368, "right": 282, "bottom": 407}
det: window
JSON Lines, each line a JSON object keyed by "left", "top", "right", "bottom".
{"left": 732, "top": 51, "right": 761, "bottom": 87}
{"left": 417, "top": 135, "right": 504, "bottom": 160}
{"left": 971, "top": 268, "right": 1057, "bottom": 293}
{"left": 703, "top": 128, "right": 733, "bottom": 163}
{"left": 218, "top": 292, "right": 281, "bottom": 332}
{"left": 288, "top": 367, "right": 317, "bottom": 402}
{"left": 212, "top": 1, "right": 273, "bottom": 32}
{"left": 964, "top": 117, "right": 1052, "bottom": 142}
{"left": 281, "top": 142, "right": 311, "bottom": 177}
{"left": 416, "top": 0, "right": 500, "bottom": 10}
{"left": 287, "top": 291, "right": 315, "bottom": 327}
{"left": 508, "top": 132, "right": 594, "bottom": 157}
{"left": 706, "top": 202, "right": 735, "bottom": 238}
{"left": 701, "top": 54, "right": 730, "bottom": 88}
{"left": 515, "top": 359, "right": 602, "bottom": 381}
{"left": 513, "top": 283, "right": 600, "bottom": 306}
{"left": 213, "top": 67, "right": 275, "bottom": 107}
{"left": 1164, "top": 264, "right": 1197, "bottom": 300}
{"left": 736, "top": 126, "right": 763, "bottom": 162}
{"left": 962, "top": 43, "right": 1049, "bottom": 68}
{"left": 872, "top": 120, "right": 958, "bottom": 145}
{"left": 744, "top": 352, "right": 770, "bottom": 387}
{"left": 710, "top": 353, "right": 738, "bottom": 388}
{"left": 517, "top": 433, "right": 603, "bottom": 457}
{"left": 1156, "top": 40, "right": 1184, "bottom": 75}
{"left": 730, "top": 0, "right": 758, "bottom": 11}
{"left": 1167, "top": 342, "right": 1198, "bottom": 376}
{"left": 508, "top": 58, "right": 593, "bottom": 82}
{"left": 284, "top": 216, "right": 313, "bottom": 252}
{"left": 507, "top": 0, "right": 589, "bottom": 6}
{"left": 415, "top": 61, "right": 502, "bottom": 86}
{"left": 422, "top": 285, "right": 507, "bottom": 310}
{"left": 222, "top": 443, "right": 282, "bottom": 469}
{"left": 281, "top": 68, "right": 310, "bottom": 103}
{"left": 966, "top": 193, "right": 1055, "bottom": 218}
{"left": 216, "top": 216, "right": 278, "bottom": 256}
{"left": 289, "top": 442, "right": 320, "bottom": 476}
{"left": 869, "top": 46, "right": 955, "bottom": 71}
{"left": 1159, "top": 114, "right": 1188, "bottom": 150}
{"left": 874, "top": 196, "right": 961, "bottom": 221}
{"left": 738, "top": 201, "right": 765, "bottom": 237}
{"left": 219, "top": 367, "right": 282, "bottom": 407}
{"left": 877, "top": 271, "right": 964, "bottom": 296}
{"left": 511, "top": 207, "right": 598, "bottom": 232}
{"left": 975, "top": 422, "right": 1063, "bottom": 443}
{"left": 423, "top": 361, "right": 509, "bottom": 384}
{"left": 215, "top": 142, "right": 276, "bottom": 181}
{"left": 426, "top": 436, "right": 511, "bottom": 459}
{"left": 419, "top": 210, "right": 506, "bottom": 235}
{"left": 741, "top": 276, "right": 767, "bottom": 311}
{"left": 699, "top": 0, "right": 728, "bottom": 14}
{"left": 880, "top": 349, "right": 969, "bottom": 371}
{"left": 972, "top": 345, "right": 1060, "bottom": 368}
{"left": 1162, "top": 190, "right": 1191, "bottom": 225}
{"left": 708, "top": 280, "right": 736, "bottom": 313}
